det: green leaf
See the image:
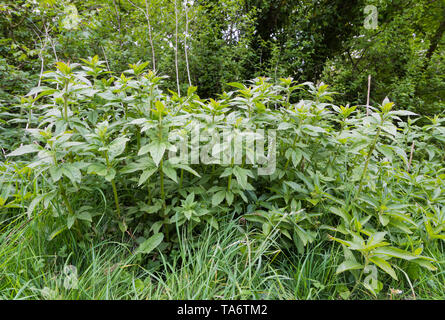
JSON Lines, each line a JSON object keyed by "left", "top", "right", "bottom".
{"left": 243, "top": 213, "right": 267, "bottom": 224}
{"left": 336, "top": 260, "right": 364, "bottom": 274}
{"left": 7, "top": 144, "right": 39, "bottom": 157}
{"left": 27, "top": 194, "right": 45, "bottom": 218}
{"left": 140, "top": 142, "right": 166, "bottom": 167}
{"left": 118, "top": 220, "right": 127, "bottom": 233}
{"left": 284, "top": 181, "right": 305, "bottom": 193}
{"left": 389, "top": 110, "right": 417, "bottom": 117}
{"left": 162, "top": 164, "right": 177, "bottom": 183}
{"left": 328, "top": 235, "right": 354, "bottom": 248}
{"left": 369, "top": 256, "right": 398, "bottom": 280}
{"left": 337, "top": 285, "right": 351, "bottom": 300}
{"left": 212, "top": 190, "right": 226, "bottom": 207}
{"left": 206, "top": 216, "right": 219, "bottom": 230}
{"left": 373, "top": 247, "right": 429, "bottom": 261}
{"left": 330, "top": 206, "right": 351, "bottom": 224}
{"left": 67, "top": 216, "right": 76, "bottom": 229}
{"left": 138, "top": 168, "right": 157, "bottom": 186}
{"left": 77, "top": 212, "right": 92, "bottom": 222}
{"left": 226, "top": 191, "right": 234, "bottom": 205}
{"left": 104, "top": 168, "right": 116, "bottom": 182}
{"left": 87, "top": 163, "right": 108, "bottom": 176}
{"left": 226, "top": 82, "right": 246, "bottom": 90}
{"left": 232, "top": 167, "right": 253, "bottom": 190}
{"left": 97, "top": 91, "right": 115, "bottom": 101}
{"left": 278, "top": 122, "right": 293, "bottom": 130}
{"left": 26, "top": 86, "right": 54, "bottom": 97}
{"left": 108, "top": 137, "right": 128, "bottom": 161}
{"left": 48, "top": 226, "right": 67, "bottom": 241}
{"left": 137, "top": 233, "right": 164, "bottom": 255}
{"left": 302, "top": 124, "right": 326, "bottom": 135}
{"left": 411, "top": 259, "right": 437, "bottom": 271}
{"left": 61, "top": 164, "right": 82, "bottom": 186}
{"left": 138, "top": 144, "right": 151, "bottom": 156}
{"left": 184, "top": 209, "right": 193, "bottom": 220}
{"left": 262, "top": 222, "right": 272, "bottom": 235}
{"left": 49, "top": 166, "right": 63, "bottom": 182}
{"left": 173, "top": 164, "right": 201, "bottom": 177}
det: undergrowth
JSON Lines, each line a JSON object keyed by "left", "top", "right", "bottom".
{"left": 0, "top": 57, "right": 444, "bottom": 299}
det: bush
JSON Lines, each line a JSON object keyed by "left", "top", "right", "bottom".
{"left": 2, "top": 57, "right": 444, "bottom": 296}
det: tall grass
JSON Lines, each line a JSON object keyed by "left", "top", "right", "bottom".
{"left": 1, "top": 211, "right": 443, "bottom": 300}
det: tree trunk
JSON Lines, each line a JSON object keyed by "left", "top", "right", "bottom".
{"left": 184, "top": 2, "right": 192, "bottom": 87}
{"left": 175, "top": 0, "right": 181, "bottom": 96}
{"left": 145, "top": 0, "right": 156, "bottom": 72}
{"left": 422, "top": 11, "right": 445, "bottom": 71}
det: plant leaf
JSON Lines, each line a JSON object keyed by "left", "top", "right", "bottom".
{"left": 137, "top": 233, "right": 164, "bottom": 255}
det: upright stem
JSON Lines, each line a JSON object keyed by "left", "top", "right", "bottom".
{"left": 351, "top": 257, "right": 369, "bottom": 297}
{"left": 407, "top": 141, "right": 415, "bottom": 172}
{"left": 284, "top": 132, "right": 298, "bottom": 170}
{"left": 160, "top": 158, "right": 165, "bottom": 208}
{"left": 136, "top": 128, "right": 141, "bottom": 151}
{"left": 227, "top": 157, "right": 234, "bottom": 191}
{"left": 354, "top": 118, "right": 383, "bottom": 203}
{"left": 111, "top": 179, "right": 121, "bottom": 218}
{"left": 147, "top": 179, "right": 151, "bottom": 205}
{"left": 159, "top": 157, "right": 169, "bottom": 241}
{"left": 285, "top": 85, "right": 291, "bottom": 108}
{"left": 58, "top": 180, "right": 74, "bottom": 216}
{"left": 179, "top": 168, "right": 184, "bottom": 189}
{"left": 158, "top": 114, "right": 169, "bottom": 240}
{"left": 104, "top": 151, "right": 121, "bottom": 218}
{"left": 63, "top": 79, "right": 69, "bottom": 122}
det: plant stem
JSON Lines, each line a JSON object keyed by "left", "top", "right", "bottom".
{"left": 160, "top": 158, "right": 165, "bottom": 209}
{"left": 58, "top": 180, "right": 74, "bottom": 216}
{"left": 179, "top": 168, "right": 184, "bottom": 189}
{"left": 351, "top": 257, "right": 368, "bottom": 297}
{"left": 284, "top": 132, "right": 298, "bottom": 170}
{"left": 227, "top": 157, "right": 234, "bottom": 191}
{"left": 104, "top": 151, "right": 121, "bottom": 218}
{"left": 355, "top": 125, "right": 382, "bottom": 198}
{"left": 63, "top": 79, "right": 69, "bottom": 122}
{"left": 136, "top": 129, "right": 141, "bottom": 151}
{"left": 111, "top": 179, "right": 121, "bottom": 218}
{"left": 147, "top": 178, "right": 151, "bottom": 205}
{"left": 157, "top": 112, "right": 169, "bottom": 241}
{"left": 159, "top": 157, "right": 169, "bottom": 241}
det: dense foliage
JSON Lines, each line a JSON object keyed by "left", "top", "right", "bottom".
{"left": 1, "top": 0, "right": 444, "bottom": 113}
{"left": 0, "top": 0, "right": 444, "bottom": 300}
{"left": 1, "top": 58, "right": 444, "bottom": 297}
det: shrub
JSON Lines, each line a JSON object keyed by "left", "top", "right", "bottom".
{"left": 2, "top": 57, "right": 444, "bottom": 296}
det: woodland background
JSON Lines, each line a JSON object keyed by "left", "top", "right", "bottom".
{"left": 1, "top": 0, "right": 444, "bottom": 116}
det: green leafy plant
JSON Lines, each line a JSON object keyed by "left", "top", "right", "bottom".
{"left": 2, "top": 60, "right": 444, "bottom": 298}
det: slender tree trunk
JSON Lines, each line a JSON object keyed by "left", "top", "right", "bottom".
{"left": 127, "top": 0, "right": 157, "bottom": 72}
{"left": 101, "top": 45, "right": 111, "bottom": 71}
{"left": 28, "top": 21, "right": 50, "bottom": 129}
{"left": 174, "top": 0, "right": 181, "bottom": 96}
{"left": 184, "top": 1, "right": 192, "bottom": 87}
{"left": 366, "top": 75, "right": 371, "bottom": 116}
{"left": 145, "top": 0, "right": 156, "bottom": 72}
{"left": 112, "top": 0, "right": 121, "bottom": 34}
{"left": 422, "top": 12, "right": 445, "bottom": 72}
